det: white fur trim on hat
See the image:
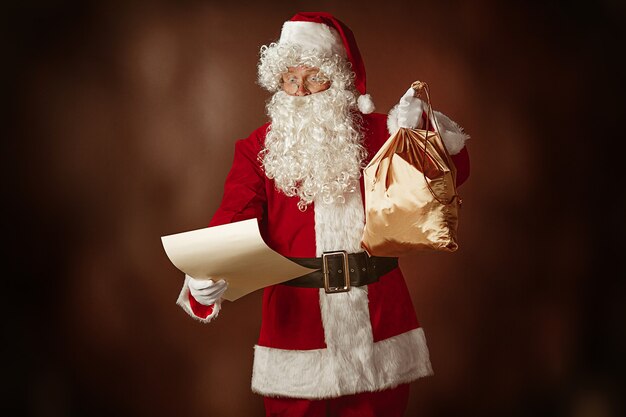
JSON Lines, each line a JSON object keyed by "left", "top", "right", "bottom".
{"left": 357, "top": 94, "right": 375, "bottom": 114}
{"left": 280, "top": 21, "right": 346, "bottom": 58}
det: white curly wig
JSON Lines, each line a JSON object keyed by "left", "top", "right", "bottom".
{"left": 257, "top": 42, "right": 358, "bottom": 96}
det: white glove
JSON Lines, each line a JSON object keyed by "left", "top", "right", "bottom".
{"left": 188, "top": 277, "right": 228, "bottom": 306}
{"left": 397, "top": 87, "right": 426, "bottom": 129}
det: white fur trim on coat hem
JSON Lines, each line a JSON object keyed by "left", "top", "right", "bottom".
{"left": 387, "top": 103, "right": 470, "bottom": 155}
{"left": 251, "top": 327, "right": 433, "bottom": 399}
{"left": 176, "top": 275, "right": 221, "bottom": 323}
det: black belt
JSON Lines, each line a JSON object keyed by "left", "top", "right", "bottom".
{"left": 284, "top": 251, "right": 398, "bottom": 293}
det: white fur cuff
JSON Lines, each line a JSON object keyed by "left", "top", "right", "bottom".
{"left": 387, "top": 105, "right": 470, "bottom": 155}
{"left": 176, "top": 275, "right": 221, "bottom": 323}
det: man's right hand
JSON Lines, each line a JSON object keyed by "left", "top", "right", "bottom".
{"left": 188, "top": 277, "right": 228, "bottom": 306}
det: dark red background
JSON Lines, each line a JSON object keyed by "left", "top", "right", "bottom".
{"left": 5, "top": 1, "right": 625, "bottom": 416}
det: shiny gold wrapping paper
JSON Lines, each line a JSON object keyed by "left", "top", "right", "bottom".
{"left": 361, "top": 127, "right": 460, "bottom": 256}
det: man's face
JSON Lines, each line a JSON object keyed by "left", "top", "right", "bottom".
{"left": 281, "top": 66, "right": 331, "bottom": 96}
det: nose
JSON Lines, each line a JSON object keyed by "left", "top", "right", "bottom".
{"left": 295, "top": 83, "right": 310, "bottom": 96}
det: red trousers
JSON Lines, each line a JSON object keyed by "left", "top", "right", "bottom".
{"left": 263, "top": 384, "right": 410, "bottom": 417}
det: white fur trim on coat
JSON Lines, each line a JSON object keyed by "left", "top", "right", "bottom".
{"left": 315, "top": 191, "right": 377, "bottom": 394}
{"left": 387, "top": 100, "right": 470, "bottom": 155}
{"left": 176, "top": 274, "right": 221, "bottom": 323}
{"left": 251, "top": 327, "right": 433, "bottom": 399}
{"left": 280, "top": 21, "right": 346, "bottom": 58}
{"left": 313, "top": 189, "right": 365, "bottom": 256}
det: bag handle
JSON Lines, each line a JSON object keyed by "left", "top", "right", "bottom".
{"left": 411, "top": 81, "right": 461, "bottom": 206}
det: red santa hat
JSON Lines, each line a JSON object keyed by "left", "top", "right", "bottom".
{"left": 278, "top": 12, "right": 375, "bottom": 114}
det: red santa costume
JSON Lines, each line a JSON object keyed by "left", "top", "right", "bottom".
{"left": 176, "top": 12, "right": 470, "bottom": 415}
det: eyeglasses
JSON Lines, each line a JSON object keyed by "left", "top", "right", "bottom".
{"left": 281, "top": 70, "right": 331, "bottom": 95}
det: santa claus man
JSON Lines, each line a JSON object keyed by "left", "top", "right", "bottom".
{"left": 176, "top": 12, "right": 470, "bottom": 417}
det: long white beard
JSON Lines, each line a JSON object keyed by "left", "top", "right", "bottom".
{"left": 261, "top": 88, "right": 366, "bottom": 210}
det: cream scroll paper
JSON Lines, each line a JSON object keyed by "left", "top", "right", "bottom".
{"left": 161, "top": 219, "right": 316, "bottom": 301}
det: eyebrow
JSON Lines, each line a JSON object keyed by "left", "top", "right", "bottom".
{"left": 285, "top": 68, "right": 321, "bottom": 75}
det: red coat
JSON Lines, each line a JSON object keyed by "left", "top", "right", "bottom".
{"left": 178, "top": 112, "right": 470, "bottom": 399}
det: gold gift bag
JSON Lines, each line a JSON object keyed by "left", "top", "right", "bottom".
{"left": 361, "top": 81, "right": 462, "bottom": 256}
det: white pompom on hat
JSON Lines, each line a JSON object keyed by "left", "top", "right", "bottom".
{"left": 278, "top": 12, "right": 375, "bottom": 114}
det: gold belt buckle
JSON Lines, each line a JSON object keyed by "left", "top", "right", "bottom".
{"left": 322, "top": 251, "right": 351, "bottom": 294}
